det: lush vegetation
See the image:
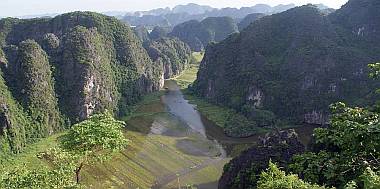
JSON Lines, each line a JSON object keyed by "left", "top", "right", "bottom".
{"left": 257, "top": 162, "right": 329, "bottom": 189}
{"left": 0, "top": 11, "right": 162, "bottom": 153}
{"left": 145, "top": 37, "right": 192, "bottom": 79}
{"left": 290, "top": 102, "right": 380, "bottom": 187}
{"left": 174, "top": 52, "right": 270, "bottom": 137}
{"left": 59, "top": 111, "right": 128, "bottom": 183}
{"left": 238, "top": 13, "right": 265, "bottom": 31}
{"left": 193, "top": 2, "right": 380, "bottom": 130}
{"left": 0, "top": 165, "right": 78, "bottom": 189}
{"left": 219, "top": 62, "right": 380, "bottom": 188}
{"left": 149, "top": 26, "right": 170, "bottom": 41}
{"left": 173, "top": 52, "right": 203, "bottom": 88}
{"left": 169, "top": 17, "right": 238, "bottom": 51}
{"left": 0, "top": 111, "right": 128, "bottom": 188}
{"left": 287, "top": 63, "right": 380, "bottom": 188}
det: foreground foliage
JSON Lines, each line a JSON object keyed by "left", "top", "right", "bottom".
{"left": 258, "top": 162, "right": 329, "bottom": 189}
{"left": 0, "top": 166, "right": 78, "bottom": 189}
{"left": 0, "top": 111, "right": 128, "bottom": 187}
{"left": 59, "top": 111, "right": 129, "bottom": 183}
{"left": 290, "top": 63, "right": 380, "bottom": 187}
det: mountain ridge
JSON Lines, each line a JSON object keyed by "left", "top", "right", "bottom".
{"left": 192, "top": 2, "right": 380, "bottom": 137}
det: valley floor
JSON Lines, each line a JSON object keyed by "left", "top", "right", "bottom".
{"left": 1, "top": 52, "right": 318, "bottom": 189}
{"left": 82, "top": 89, "right": 230, "bottom": 188}
{"left": 0, "top": 52, "right": 257, "bottom": 188}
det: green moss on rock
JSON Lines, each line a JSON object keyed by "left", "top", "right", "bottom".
{"left": 59, "top": 26, "right": 117, "bottom": 121}
{"left": 0, "top": 11, "right": 164, "bottom": 153}
{"left": 193, "top": 5, "right": 380, "bottom": 129}
{"left": 0, "top": 69, "right": 29, "bottom": 154}
{"left": 146, "top": 37, "right": 192, "bottom": 79}
{"left": 8, "top": 40, "right": 62, "bottom": 138}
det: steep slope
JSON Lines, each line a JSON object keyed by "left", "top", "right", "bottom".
{"left": 330, "top": 0, "right": 380, "bottom": 50}
{"left": 0, "top": 12, "right": 163, "bottom": 153}
{"left": 59, "top": 26, "right": 117, "bottom": 120}
{"left": 5, "top": 40, "right": 62, "bottom": 137}
{"left": 170, "top": 17, "right": 238, "bottom": 51}
{"left": 133, "top": 25, "right": 151, "bottom": 44}
{"left": 219, "top": 130, "right": 305, "bottom": 189}
{"left": 149, "top": 26, "right": 170, "bottom": 41}
{"left": 193, "top": 3, "right": 380, "bottom": 135}
{"left": 145, "top": 37, "right": 192, "bottom": 79}
{"left": 238, "top": 13, "right": 265, "bottom": 31}
{"left": 0, "top": 69, "right": 29, "bottom": 154}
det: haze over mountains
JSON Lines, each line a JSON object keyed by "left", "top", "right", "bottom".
{"left": 4, "top": 3, "right": 332, "bottom": 26}
{"left": 122, "top": 3, "right": 332, "bottom": 27}
{"left": 2, "top": 0, "right": 379, "bottom": 188}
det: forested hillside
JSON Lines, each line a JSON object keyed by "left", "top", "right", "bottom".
{"left": 0, "top": 12, "right": 164, "bottom": 154}
{"left": 145, "top": 37, "right": 192, "bottom": 79}
{"left": 170, "top": 17, "right": 238, "bottom": 51}
{"left": 193, "top": 1, "right": 380, "bottom": 137}
{"left": 237, "top": 13, "right": 265, "bottom": 31}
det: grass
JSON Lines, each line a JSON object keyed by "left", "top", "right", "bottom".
{"left": 1, "top": 90, "right": 228, "bottom": 188}
{"left": 165, "top": 159, "right": 229, "bottom": 188}
{"left": 0, "top": 133, "right": 62, "bottom": 172}
{"left": 81, "top": 90, "right": 228, "bottom": 188}
{"left": 173, "top": 52, "right": 203, "bottom": 89}
{"left": 182, "top": 91, "right": 238, "bottom": 129}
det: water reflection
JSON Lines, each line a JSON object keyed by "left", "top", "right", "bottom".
{"left": 161, "top": 80, "right": 318, "bottom": 157}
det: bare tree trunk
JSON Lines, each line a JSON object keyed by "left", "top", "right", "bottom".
{"left": 75, "top": 163, "right": 84, "bottom": 184}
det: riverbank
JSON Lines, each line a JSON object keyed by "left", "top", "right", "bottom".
{"left": 173, "top": 53, "right": 269, "bottom": 135}
{"left": 0, "top": 88, "right": 229, "bottom": 189}
{"left": 173, "top": 52, "right": 239, "bottom": 129}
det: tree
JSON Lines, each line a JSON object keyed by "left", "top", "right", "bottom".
{"left": 257, "top": 161, "right": 330, "bottom": 189}
{"left": 59, "top": 111, "right": 128, "bottom": 183}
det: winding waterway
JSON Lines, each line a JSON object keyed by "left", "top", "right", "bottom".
{"left": 110, "top": 80, "right": 317, "bottom": 189}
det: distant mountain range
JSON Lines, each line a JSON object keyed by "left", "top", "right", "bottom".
{"left": 1, "top": 3, "right": 332, "bottom": 28}
{"left": 122, "top": 3, "right": 332, "bottom": 28}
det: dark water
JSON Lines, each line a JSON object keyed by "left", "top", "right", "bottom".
{"left": 161, "top": 80, "right": 318, "bottom": 157}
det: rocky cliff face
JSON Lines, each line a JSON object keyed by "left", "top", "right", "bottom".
{"left": 59, "top": 26, "right": 117, "bottom": 121}
{"left": 219, "top": 129, "right": 305, "bottom": 189}
{"left": 169, "top": 17, "right": 238, "bottom": 51}
{"left": 193, "top": 2, "right": 380, "bottom": 128}
{"left": 145, "top": 37, "right": 192, "bottom": 79}
{"left": 0, "top": 12, "right": 162, "bottom": 153}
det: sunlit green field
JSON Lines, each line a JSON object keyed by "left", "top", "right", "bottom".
{"left": 174, "top": 52, "right": 204, "bottom": 89}
{"left": 81, "top": 94, "right": 227, "bottom": 188}
{"left": 1, "top": 88, "right": 228, "bottom": 189}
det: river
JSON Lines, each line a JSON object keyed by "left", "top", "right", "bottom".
{"left": 112, "top": 80, "right": 317, "bottom": 189}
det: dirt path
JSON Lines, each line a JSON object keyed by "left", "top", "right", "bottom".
{"left": 151, "top": 156, "right": 224, "bottom": 189}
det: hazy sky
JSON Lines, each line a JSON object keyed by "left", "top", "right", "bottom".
{"left": 1, "top": 0, "right": 349, "bottom": 17}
